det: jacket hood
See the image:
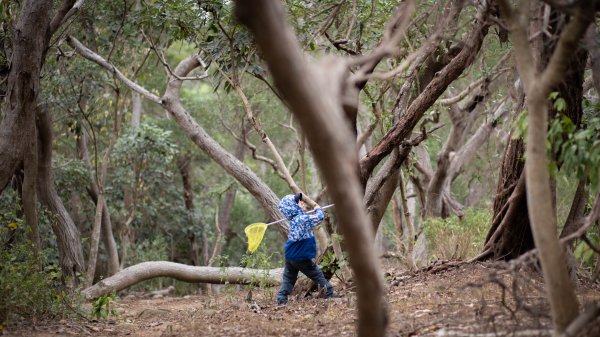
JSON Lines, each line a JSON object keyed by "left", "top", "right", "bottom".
{"left": 278, "top": 194, "right": 302, "bottom": 220}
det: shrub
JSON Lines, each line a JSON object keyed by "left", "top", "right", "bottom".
{"left": 423, "top": 208, "right": 491, "bottom": 261}
{"left": 0, "top": 224, "right": 67, "bottom": 325}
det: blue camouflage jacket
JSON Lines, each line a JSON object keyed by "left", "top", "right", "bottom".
{"left": 278, "top": 194, "right": 324, "bottom": 261}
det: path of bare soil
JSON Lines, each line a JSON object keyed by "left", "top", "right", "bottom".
{"left": 4, "top": 262, "right": 600, "bottom": 337}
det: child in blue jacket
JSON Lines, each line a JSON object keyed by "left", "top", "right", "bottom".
{"left": 276, "top": 193, "right": 334, "bottom": 305}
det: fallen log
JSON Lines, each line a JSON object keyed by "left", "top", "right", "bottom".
{"left": 81, "top": 261, "right": 283, "bottom": 300}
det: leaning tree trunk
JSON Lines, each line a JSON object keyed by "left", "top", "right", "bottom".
{"left": 0, "top": 0, "right": 86, "bottom": 283}
{"left": 358, "top": 2, "right": 491, "bottom": 184}
{"left": 0, "top": 0, "right": 53, "bottom": 252}
{"left": 234, "top": 1, "right": 389, "bottom": 336}
{"left": 66, "top": 36, "right": 287, "bottom": 237}
{"left": 483, "top": 3, "right": 588, "bottom": 260}
{"left": 37, "top": 109, "right": 85, "bottom": 284}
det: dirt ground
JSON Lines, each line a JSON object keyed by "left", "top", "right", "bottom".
{"left": 4, "top": 261, "right": 600, "bottom": 337}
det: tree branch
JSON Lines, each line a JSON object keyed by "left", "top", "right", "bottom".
{"left": 141, "top": 30, "right": 209, "bottom": 81}
{"left": 67, "top": 35, "right": 286, "bottom": 235}
{"left": 50, "top": 0, "right": 84, "bottom": 36}
{"left": 359, "top": 0, "right": 491, "bottom": 183}
{"left": 66, "top": 36, "right": 162, "bottom": 104}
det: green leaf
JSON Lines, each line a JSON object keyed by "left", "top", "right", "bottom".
{"left": 554, "top": 98, "right": 567, "bottom": 112}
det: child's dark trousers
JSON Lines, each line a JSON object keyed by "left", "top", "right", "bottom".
{"left": 276, "top": 259, "right": 333, "bottom": 304}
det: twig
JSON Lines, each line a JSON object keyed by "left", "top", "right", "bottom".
{"left": 559, "top": 303, "right": 600, "bottom": 337}
{"left": 221, "top": 118, "right": 285, "bottom": 179}
{"left": 142, "top": 30, "right": 208, "bottom": 81}
{"left": 582, "top": 235, "right": 600, "bottom": 255}
{"left": 348, "top": 0, "right": 417, "bottom": 68}
{"left": 50, "top": 0, "right": 86, "bottom": 36}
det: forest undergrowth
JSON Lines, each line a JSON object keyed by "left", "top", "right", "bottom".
{"left": 4, "top": 261, "right": 600, "bottom": 337}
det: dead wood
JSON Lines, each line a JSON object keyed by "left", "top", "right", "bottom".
{"left": 81, "top": 262, "right": 283, "bottom": 300}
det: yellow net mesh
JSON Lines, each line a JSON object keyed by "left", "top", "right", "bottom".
{"left": 244, "top": 223, "right": 268, "bottom": 253}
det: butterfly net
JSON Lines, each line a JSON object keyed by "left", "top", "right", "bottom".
{"left": 244, "top": 223, "right": 268, "bottom": 253}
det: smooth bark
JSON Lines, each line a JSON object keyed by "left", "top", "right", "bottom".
{"left": 37, "top": 109, "right": 85, "bottom": 284}
{"left": 67, "top": 36, "right": 287, "bottom": 236}
{"left": 82, "top": 262, "right": 283, "bottom": 300}
{"left": 77, "top": 131, "right": 120, "bottom": 276}
{"left": 234, "top": 1, "right": 387, "bottom": 336}
{"left": 497, "top": 0, "right": 594, "bottom": 333}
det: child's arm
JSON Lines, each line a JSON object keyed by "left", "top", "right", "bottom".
{"left": 300, "top": 208, "right": 324, "bottom": 229}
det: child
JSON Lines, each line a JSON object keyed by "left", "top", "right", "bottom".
{"left": 276, "top": 193, "right": 334, "bottom": 305}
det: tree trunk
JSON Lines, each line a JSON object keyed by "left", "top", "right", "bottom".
{"left": 177, "top": 154, "right": 200, "bottom": 266}
{"left": 484, "top": 3, "right": 588, "bottom": 260}
{"left": 131, "top": 92, "right": 142, "bottom": 128}
{"left": 37, "top": 109, "right": 85, "bottom": 285}
{"left": 0, "top": 0, "right": 53, "bottom": 193}
{"left": 392, "top": 195, "right": 404, "bottom": 255}
{"left": 85, "top": 91, "right": 120, "bottom": 288}
{"left": 212, "top": 125, "right": 248, "bottom": 262}
{"left": 234, "top": 1, "right": 388, "bottom": 335}
{"left": 0, "top": 0, "right": 85, "bottom": 281}
{"left": 159, "top": 59, "right": 286, "bottom": 236}
{"left": 484, "top": 141, "right": 533, "bottom": 259}
{"left": 23, "top": 118, "right": 40, "bottom": 261}
{"left": 76, "top": 15, "right": 120, "bottom": 276}
{"left": 496, "top": 1, "right": 594, "bottom": 334}
{"left": 66, "top": 36, "right": 287, "bottom": 237}
{"left": 399, "top": 171, "right": 417, "bottom": 271}
{"left": 77, "top": 131, "right": 120, "bottom": 276}
{"left": 560, "top": 179, "right": 588, "bottom": 243}
{"left": 82, "top": 262, "right": 283, "bottom": 300}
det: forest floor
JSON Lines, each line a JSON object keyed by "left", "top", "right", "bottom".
{"left": 4, "top": 261, "right": 600, "bottom": 337}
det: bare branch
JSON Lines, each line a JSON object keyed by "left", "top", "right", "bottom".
{"left": 355, "top": 32, "right": 441, "bottom": 82}
{"left": 447, "top": 99, "right": 511, "bottom": 179}
{"left": 142, "top": 30, "right": 208, "bottom": 81}
{"left": 234, "top": 0, "right": 387, "bottom": 335}
{"left": 559, "top": 304, "right": 600, "bottom": 337}
{"left": 349, "top": 0, "right": 416, "bottom": 69}
{"left": 540, "top": 4, "right": 596, "bottom": 91}
{"left": 439, "top": 52, "right": 510, "bottom": 106}
{"left": 496, "top": 0, "right": 537, "bottom": 90}
{"left": 50, "top": 0, "right": 85, "bottom": 36}
{"left": 68, "top": 35, "right": 286, "bottom": 234}
{"left": 561, "top": 191, "right": 600, "bottom": 243}
{"left": 222, "top": 120, "right": 286, "bottom": 179}
{"left": 539, "top": 0, "right": 599, "bottom": 15}
{"left": 66, "top": 35, "right": 162, "bottom": 104}
{"left": 359, "top": 0, "right": 492, "bottom": 182}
